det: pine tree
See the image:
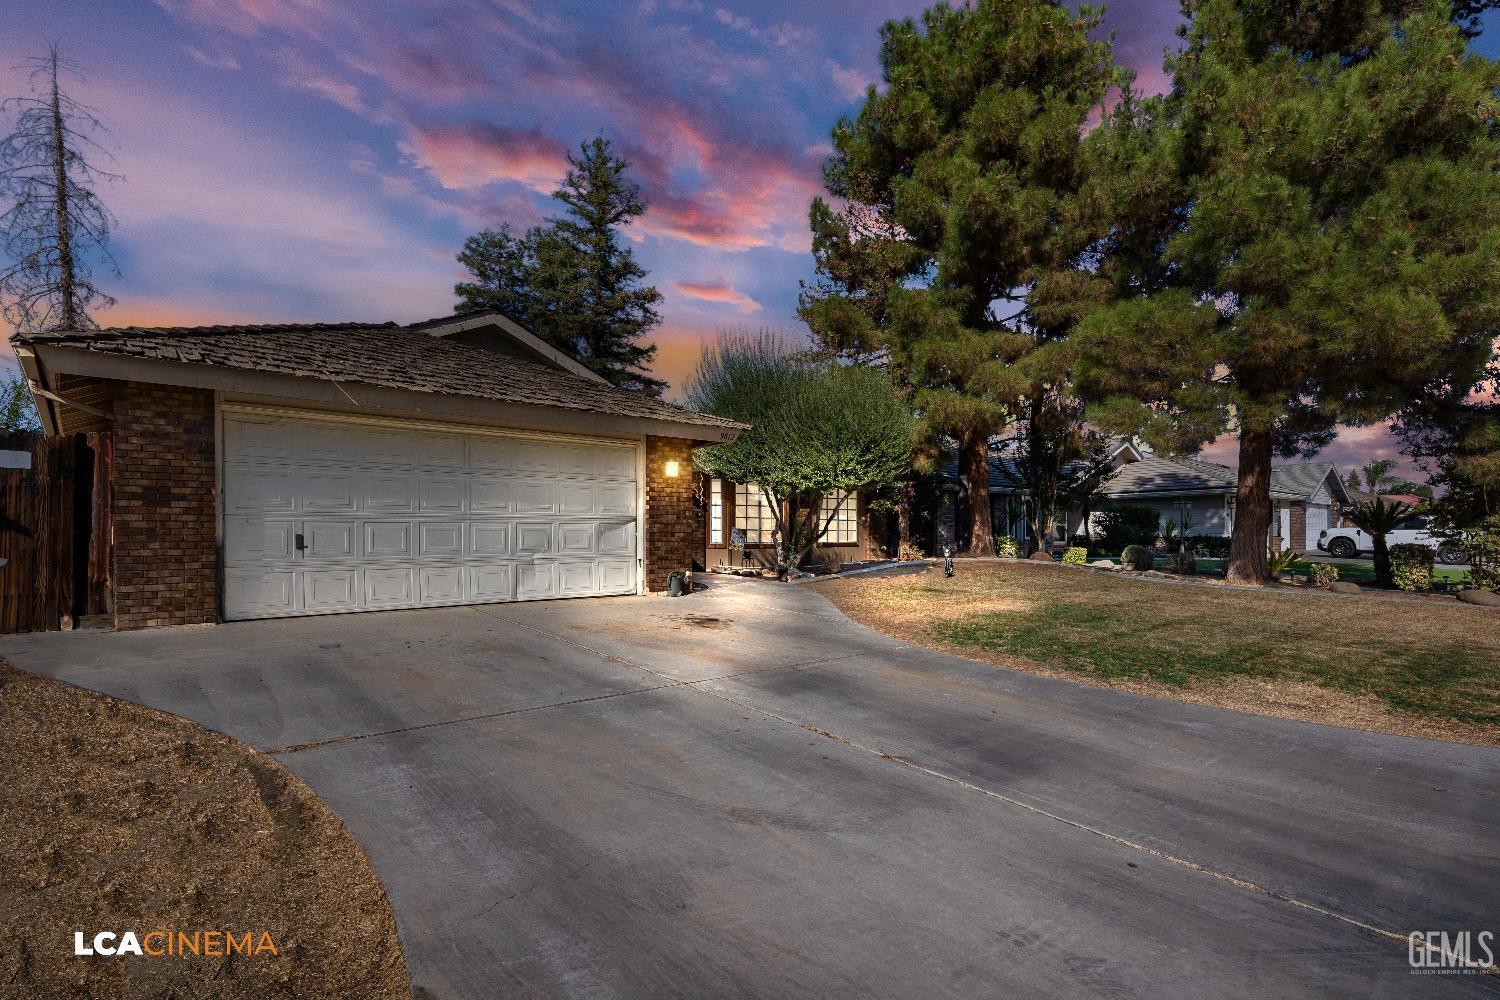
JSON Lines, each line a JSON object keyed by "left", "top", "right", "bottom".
{"left": 802, "top": 0, "right": 1117, "bottom": 554}
{"left": 457, "top": 136, "right": 665, "bottom": 395}
{"left": 0, "top": 46, "right": 119, "bottom": 333}
{"left": 1073, "top": 0, "right": 1500, "bottom": 583}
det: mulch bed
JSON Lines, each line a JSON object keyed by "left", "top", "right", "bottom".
{"left": 0, "top": 660, "right": 410, "bottom": 999}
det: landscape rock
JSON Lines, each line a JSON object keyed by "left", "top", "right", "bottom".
{"left": 1329, "top": 581, "right": 1362, "bottom": 594}
{"left": 1090, "top": 560, "right": 1118, "bottom": 570}
{"left": 1028, "top": 551, "right": 1054, "bottom": 562}
{"left": 1458, "top": 589, "right": 1500, "bottom": 607}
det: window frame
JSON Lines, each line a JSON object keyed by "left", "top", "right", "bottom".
{"left": 734, "top": 483, "right": 776, "bottom": 544}
{"left": 819, "top": 490, "right": 858, "bottom": 545}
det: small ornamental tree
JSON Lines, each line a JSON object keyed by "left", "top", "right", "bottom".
{"left": 686, "top": 332, "right": 913, "bottom": 578}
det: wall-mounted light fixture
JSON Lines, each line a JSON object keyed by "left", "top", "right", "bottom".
{"left": 664, "top": 459, "right": 681, "bottom": 478}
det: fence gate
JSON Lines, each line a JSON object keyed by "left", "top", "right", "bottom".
{"left": 0, "top": 432, "right": 105, "bottom": 634}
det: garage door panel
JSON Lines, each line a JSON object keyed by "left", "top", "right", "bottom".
{"left": 470, "top": 564, "right": 515, "bottom": 600}
{"left": 304, "top": 521, "right": 358, "bottom": 559}
{"left": 226, "top": 570, "right": 298, "bottom": 615}
{"left": 517, "top": 563, "right": 556, "bottom": 599}
{"left": 516, "top": 523, "right": 554, "bottom": 555}
{"left": 418, "top": 567, "right": 465, "bottom": 602}
{"left": 301, "top": 472, "right": 357, "bottom": 512}
{"left": 304, "top": 569, "right": 358, "bottom": 611}
{"left": 364, "top": 522, "right": 412, "bottom": 558}
{"left": 596, "top": 484, "right": 635, "bottom": 516}
{"left": 364, "top": 568, "right": 415, "bottom": 606}
{"left": 227, "top": 519, "right": 295, "bottom": 560}
{"left": 558, "top": 522, "right": 596, "bottom": 554}
{"left": 224, "top": 414, "right": 638, "bottom": 620}
{"left": 471, "top": 477, "right": 512, "bottom": 512}
{"left": 227, "top": 469, "right": 294, "bottom": 512}
{"left": 419, "top": 522, "right": 464, "bottom": 557}
{"left": 558, "top": 561, "right": 596, "bottom": 596}
{"left": 471, "top": 523, "right": 512, "bottom": 556}
{"left": 365, "top": 475, "right": 414, "bottom": 511}
{"left": 598, "top": 560, "right": 633, "bottom": 592}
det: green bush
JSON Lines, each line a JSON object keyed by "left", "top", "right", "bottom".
{"left": 1062, "top": 546, "right": 1087, "bottom": 565}
{"left": 1190, "top": 536, "right": 1232, "bottom": 558}
{"left": 1390, "top": 543, "right": 1434, "bottom": 592}
{"left": 1310, "top": 563, "right": 1339, "bottom": 586}
{"left": 1121, "top": 544, "right": 1155, "bottom": 570}
{"left": 995, "top": 536, "right": 1020, "bottom": 558}
{"left": 1096, "top": 502, "right": 1162, "bottom": 553}
{"left": 1465, "top": 515, "right": 1500, "bottom": 593}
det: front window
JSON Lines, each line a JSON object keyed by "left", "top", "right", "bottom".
{"left": 735, "top": 483, "right": 775, "bottom": 543}
{"left": 709, "top": 478, "right": 723, "bottom": 545}
{"left": 820, "top": 491, "right": 858, "bottom": 544}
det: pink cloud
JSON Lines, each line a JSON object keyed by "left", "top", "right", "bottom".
{"left": 401, "top": 122, "right": 570, "bottom": 194}
{"left": 674, "top": 281, "right": 760, "bottom": 313}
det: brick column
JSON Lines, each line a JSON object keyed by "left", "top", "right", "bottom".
{"left": 1290, "top": 502, "right": 1308, "bottom": 552}
{"left": 111, "top": 382, "right": 219, "bottom": 628}
{"left": 643, "top": 436, "right": 699, "bottom": 592}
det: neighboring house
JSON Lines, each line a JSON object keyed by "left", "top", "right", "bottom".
{"left": 934, "top": 438, "right": 1142, "bottom": 551}
{"left": 700, "top": 479, "right": 884, "bottom": 571}
{"left": 11, "top": 309, "right": 743, "bottom": 629}
{"left": 1344, "top": 487, "right": 1426, "bottom": 507}
{"left": 935, "top": 440, "right": 1351, "bottom": 553}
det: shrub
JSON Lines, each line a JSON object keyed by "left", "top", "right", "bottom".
{"left": 995, "top": 536, "right": 1020, "bottom": 558}
{"left": 1390, "top": 543, "right": 1434, "bottom": 592}
{"left": 1267, "top": 548, "right": 1308, "bottom": 578}
{"left": 1062, "top": 546, "right": 1088, "bottom": 565}
{"left": 897, "top": 542, "right": 925, "bottom": 562}
{"left": 1465, "top": 515, "right": 1500, "bottom": 593}
{"left": 1310, "top": 563, "right": 1339, "bottom": 587}
{"left": 1190, "top": 536, "right": 1232, "bottom": 558}
{"left": 1167, "top": 550, "right": 1198, "bottom": 575}
{"left": 1096, "top": 502, "right": 1162, "bottom": 553}
{"left": 1121, "top": 544, "right": 1155, "bottom": 570}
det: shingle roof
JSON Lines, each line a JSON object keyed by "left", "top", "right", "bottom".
{"left": 15, "top": 321, "right": 746, "bottom": 432}
{"left": 1268, "top": 462, "right": 1344, "bottom": 502}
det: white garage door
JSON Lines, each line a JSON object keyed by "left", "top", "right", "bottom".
{"left": 1304, "top": 504, "right": 1329, "bottom": 550}
{"left": 223, "top": 410, "right": 639, "bottom": 620}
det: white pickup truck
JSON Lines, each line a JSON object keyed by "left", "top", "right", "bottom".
{"left": 1317, "top": 514, "right": 1466, "bottom": 564}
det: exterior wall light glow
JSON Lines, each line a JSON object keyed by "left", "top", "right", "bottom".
{"left": 664, "top": 459, "right": 681, "bottom": 478}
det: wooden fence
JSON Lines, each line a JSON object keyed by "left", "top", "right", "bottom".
{"left": 0, "top": 432, "right": 105, "bottom": 633}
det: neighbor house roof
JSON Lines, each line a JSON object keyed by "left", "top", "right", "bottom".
{"left": 13, "top": 318, "right": 746, "bottom": 436}
{"left": 1268, "top": 462, "right": 1351, "bottom": 505}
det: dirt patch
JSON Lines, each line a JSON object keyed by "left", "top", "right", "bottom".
{"left": 670, "top": 615, "right": 733, "bottom": 630}
{"left": 0, "top": 660, "right": 409, "bottom": 999}
{"left": 812, "top": 562, "right": 1500, "bottom": 748}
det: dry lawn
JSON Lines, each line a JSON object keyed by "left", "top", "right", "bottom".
{"left": 0, "top": 660, "right": 409, "bottom": 999}
{"left": 812, "top": 561, "right": 1500, "bottom": 747}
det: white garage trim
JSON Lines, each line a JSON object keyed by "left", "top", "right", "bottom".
{"left": 218, "top": 403, "right": 644, "bottom": 620}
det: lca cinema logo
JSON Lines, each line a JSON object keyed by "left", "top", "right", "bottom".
{"left": 1408, "top": 930, "right": 1495, "bottom": 975}
{"left": 73, "top": 929, "right": 279, "bottom": 958}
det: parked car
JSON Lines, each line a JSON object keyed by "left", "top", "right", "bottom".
{"left": 1317, "top": 515, "right": 1466, "bottom": 564}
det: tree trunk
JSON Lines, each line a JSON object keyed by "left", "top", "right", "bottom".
{"left": 962, "top": 435, "right": 994, "bottom": 555}
{"left": 1372, "top": 534, "right": 1393, "bottom": 589}
{"left": 48, "top": 49, "right": 77, "bottom": 331}
{"left": 1226, "top": 424, "right": 1273, "bottom": 585}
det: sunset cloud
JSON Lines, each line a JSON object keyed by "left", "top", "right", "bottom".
{"left": 401, "top": 122, "right": 570, "bottom": 194}
{"left": 674, "top": 281, "right": 761, "bottom": 313}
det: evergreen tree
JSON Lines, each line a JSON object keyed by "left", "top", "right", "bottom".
{"left": 1073, "top": 0, "right": 1500, "bottom": 583}
{"left": 456, "top": 136, "right": 665, "bottom": 395}
{"left": 802, "top": 0, "right": 1118, "bottom": 554}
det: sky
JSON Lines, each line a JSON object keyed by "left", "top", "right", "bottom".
{"left": 3, "top": 0, "right": 1497, "bottom": 480}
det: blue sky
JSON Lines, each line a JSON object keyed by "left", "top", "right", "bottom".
{"left": 3, "top": 0, "right": 1495, "bottom": 475}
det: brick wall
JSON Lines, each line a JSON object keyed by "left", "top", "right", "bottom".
{"left": 1289, "top": 501, "right": 1308, "bottom": 552}
{"left": 643, "top": 436, "right": 699, "bottom": 592}
{"left": 111, "top": 382, "right": 218, "bottom": 629}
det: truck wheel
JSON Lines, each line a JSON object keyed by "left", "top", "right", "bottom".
{"left": 1327, "top": 537, "right": 1357, "bottom": 559}
{"left": 1437, "top": 543, "right": 1466, "bottom": 565}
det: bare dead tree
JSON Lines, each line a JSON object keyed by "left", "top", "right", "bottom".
{"left": 0, "top": 44, "right": 120, "bottom": 333}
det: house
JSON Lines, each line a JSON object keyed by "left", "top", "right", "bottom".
{"left": 935, "top": 439, "right": 1352, "bottom": 553}
{"left": 933, "top": 438, "right": 1142, "bottom": 551}
{"left": 699, "top": 478, "right": 886, "bottom": 572}
{"left": 11, "top": 309, "right": 744, "bottom": 629}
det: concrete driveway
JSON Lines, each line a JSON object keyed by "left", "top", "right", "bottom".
{"left": 3, "top": 575, "right": 1497, "bottom": 999}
